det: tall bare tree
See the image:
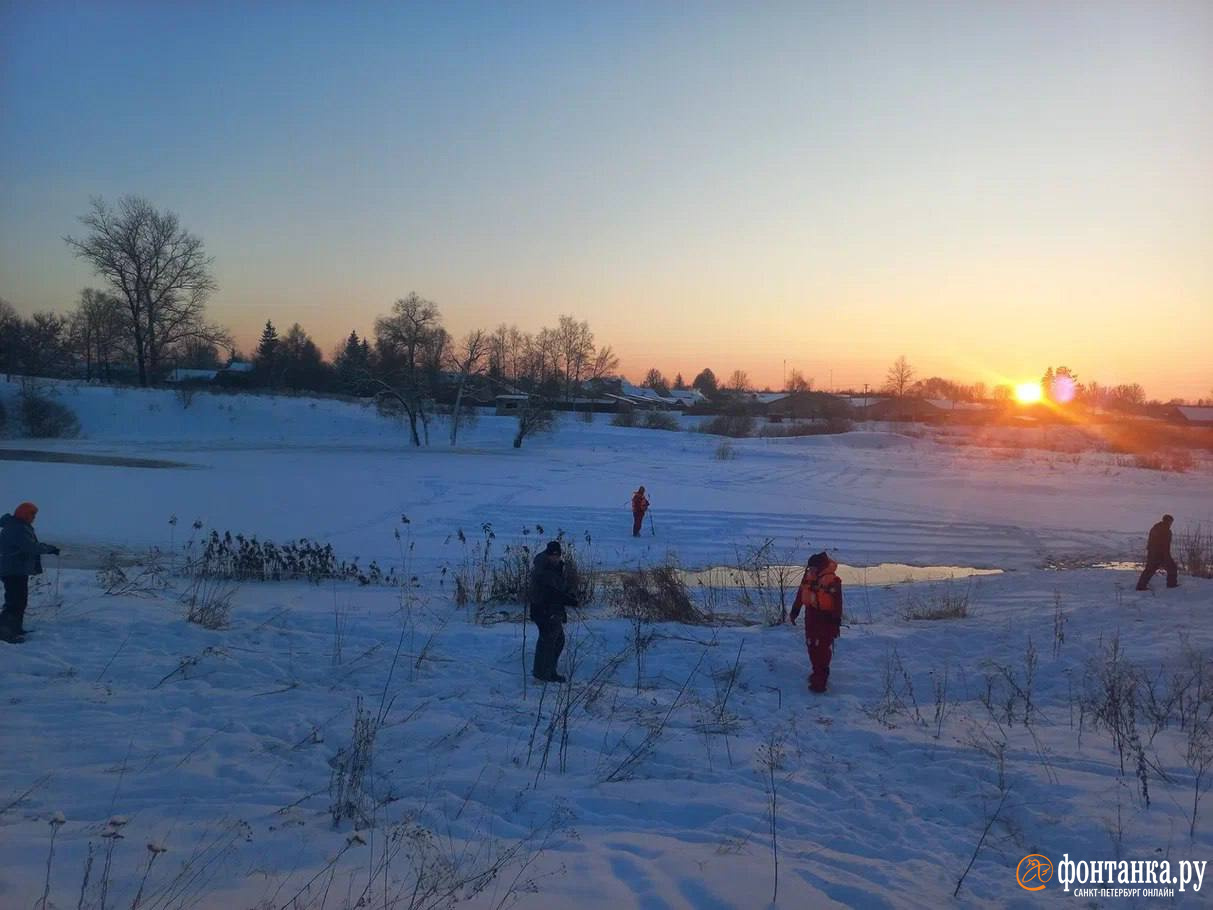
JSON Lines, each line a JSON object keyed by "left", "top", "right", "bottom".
{"left": 728, "top": 369, "right": 751, "bottom": 392}
{"left": 448, "top": 329, "right": 487, "bottom": 446}
{"left": 373, "top": 292, "right": 445, "bottom": 446}
{"left": 65, "top": 196, "right": 222, "bottom": 385}
{"left": 884, "top": 355, "right": 915, "bottom": 397}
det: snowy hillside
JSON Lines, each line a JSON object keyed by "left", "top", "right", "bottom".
{"left": 1, "top": 380, "right": 1212, "bottom": 908}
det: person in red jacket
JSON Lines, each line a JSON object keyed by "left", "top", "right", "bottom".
{"left": 789, "top": 551, "right": 843, "bottom": 693}
{"left": 631, "top": 486, "right": 650, "bottom": 537}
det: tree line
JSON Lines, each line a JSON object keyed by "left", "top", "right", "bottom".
{"left": 3, "top": 195, "right": 1205, "bottom": 414}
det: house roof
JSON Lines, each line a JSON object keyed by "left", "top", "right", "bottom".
{"left": 224, "top": 361, "right": 255, "bottom": 373}
{"left": 167, "top": 368, "right": 219, "bottom": 382}
{"left": 1176, "top": 406, "right": 1213, "bottom": 423}
{"left": 925, "top": 399, "right": 992, "bottom": 412}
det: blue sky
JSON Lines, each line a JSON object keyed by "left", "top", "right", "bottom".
{"left": 2, "top": 0, "right": 1210, "bottom": 397}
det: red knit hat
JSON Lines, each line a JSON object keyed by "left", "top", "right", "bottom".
{"left": 13, "top": 502, "right": 38, "bottom": 523}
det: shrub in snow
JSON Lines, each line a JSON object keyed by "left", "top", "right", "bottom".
{"left": 1177, "top": 523, "right": 1213, "bottom": 579}
{"left": 20, "top": 389, "right": 80, "bottom": 438}
{"left": 699, "top": 413, "right": 755, "bottom": 438}
{"left": 642, "top": 411, "right": 680, "bottom": 431}
{"left": 188, "top": 530, "right": 397, "bottom": 585}
{"left": 610, "top": 564, "right": 707, "bottom": 625}
{"left": 182, "top": 573, "right": 236, "bottom": 630}
{"left": 610, "top": 410, "right": 636, "bottom": 428}
{"left": 714, "top": 441, "right": 736, "bottom": 460}
{"left": 900, "top": 580, "right": 974, "bottom": 620}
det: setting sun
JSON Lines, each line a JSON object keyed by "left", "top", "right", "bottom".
{"left": 1015, "top": 383, "right": 1043, "bottom": 404}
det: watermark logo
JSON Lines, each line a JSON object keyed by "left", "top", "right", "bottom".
{"left": 1017, "top": 855, "right": 1053, "bottom": 891}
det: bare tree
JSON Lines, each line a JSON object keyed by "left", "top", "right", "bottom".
{"left": 65, "top": 196, "right": 221, "bottom": 385}
{"left": 373, "top": 293, "right": 444, "bottom": 446}
{"left": 448, "top": 329, "right": 487, "bottom": 446}
{"left": 513, "top": 397, "right": 555, "bottom": 448}
{"left": 643, "top": 368, "right": 670, "bottom": 396}
{"left": 786, "top": 369, "right": 812, "bottom": 393}
{"left": 70, "top": 289, "right": 127, "bottom": 381}
{"left": 884, "top": 355, "right": 915, "bottom": 397}
{"left": 728, "top": 369, "right": 751, "bottom": 392}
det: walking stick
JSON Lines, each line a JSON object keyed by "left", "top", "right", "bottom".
{"left": 648, "top": 511, "right": 655, "bottom": 536}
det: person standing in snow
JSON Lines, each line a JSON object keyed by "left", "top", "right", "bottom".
{"left": 529, "top": 540, "right": 577, "bottom": 683}
{"left": 1136, "top": 513, "right": 1179, "bottom": 591}
{"left": 1, "top": 502, "right": 60, "bottom": 643}
{"left": 631, "top": 486, "right": 650, "bottom": 537}
{"left": 789, "top": 551, "right": 843, "bottom": 693}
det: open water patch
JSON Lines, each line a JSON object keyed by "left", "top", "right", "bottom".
{"left": 678, "top": 563, "right": 1003, "bottom": 589}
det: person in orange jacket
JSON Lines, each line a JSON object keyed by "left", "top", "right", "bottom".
{"left": 788, "top": 551, "right": 843, "bottom": 693}
{"left": 631, "top": 486, "right": 650, "bottom": 537}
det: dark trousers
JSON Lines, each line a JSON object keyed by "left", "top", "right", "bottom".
{"left": 632, "top": 512, "right": 645, "bottom": 536}
{"left": 530, "top": 604, "right": 565, "bottom": 679}
{"left": 1137, "top": 555, "right": 1178, "bottom": 590}
{"left": 1, "top": 575, "right": 30, "bottom": 634}
{"left": 807, "top": 638, "right": 834, "bottom": 692}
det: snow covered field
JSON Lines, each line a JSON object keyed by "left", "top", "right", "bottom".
{"left": 2, "top": 381, "right": 1212, "bottom": 908}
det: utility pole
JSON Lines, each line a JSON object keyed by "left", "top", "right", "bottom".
{"left": 783, "top": 359, "right": 786, "bottom": 391}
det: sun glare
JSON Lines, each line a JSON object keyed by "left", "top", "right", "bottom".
{"left": 1015, "top": 382, "right": 1043, "bottom": 404}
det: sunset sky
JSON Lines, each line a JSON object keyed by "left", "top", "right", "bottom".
{"left": 2, "top": 1, "right": 1210, "bottom": 398}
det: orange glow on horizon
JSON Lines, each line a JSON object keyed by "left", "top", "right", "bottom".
{"left": 1015, "top": 383, "right": 1043, "bottom": 404}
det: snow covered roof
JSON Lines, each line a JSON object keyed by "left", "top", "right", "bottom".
{"left": 925, "top": 399, "right": 992, "bottom": 412}
{"left": 1176, "top": 406, "right": 1213, "bottom": 424}
{"left": 619, "top": 380, "right": 677, "bottom": 405}
{"left": 667, "top": 389, "right": 706, "bottom": 405}
{"left": 225, "top": 361, "right": 255, "bottom": 373}
{"left": 166, "top": 368, "right": 219, "bottom": 383}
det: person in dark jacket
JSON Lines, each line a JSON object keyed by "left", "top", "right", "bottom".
{"left": 631, "top": 486, "right": 650, "bottom": 537}
{"left": 1, "top": 502, "right": 60, "bottom": 643}
{"left": 529, "top": 540, "right": 577, "bottom": 683}
{"left": 1136, "top": 513, "right": 1178, "bottom": 591}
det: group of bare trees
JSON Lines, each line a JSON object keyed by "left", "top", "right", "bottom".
{"left": 1, "top": 291, "right": 128, "bottom": 382}
{"left": 484, "top": 316, "right": 618, "bottom": 399}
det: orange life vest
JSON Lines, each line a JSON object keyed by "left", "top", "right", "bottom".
{"left": 795, "top": 563, "right": 842, "bottom": 615}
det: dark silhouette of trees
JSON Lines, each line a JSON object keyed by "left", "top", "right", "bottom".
{"left": 692, "top": 368, "right": 718, "bottom": 396}
{"left": 65, "top": 196, "right": 224, "bottom": 385}
{"left": 70, "top": 289, "right": 126, "bottom": 381}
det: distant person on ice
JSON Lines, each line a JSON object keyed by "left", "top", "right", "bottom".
{"left": 529, "top": 540, "right": 577, "bottom": 683}
{"left": 0, "top": 502, "right": 60, "bottom": 644}
{"left": 1136, "top": 514, "right": 1179, "bottom": 591}
{"left": 631, "top": 486, "right": 650, "bottom": 537}
{"left": 789, "top": 551, "right": 843, "bottom": 693}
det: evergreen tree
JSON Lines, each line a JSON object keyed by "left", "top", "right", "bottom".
{"left": 336, "top": 330, "right": 372, "bottom": 394}
{"left": 255, "top": 320, "right": 280, "bottom": 386}
{"left": 673, "top": 372, "right": 686, "bottom": 390}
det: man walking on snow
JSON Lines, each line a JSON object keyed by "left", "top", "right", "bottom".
{"left": 631, "top": 486, "right": 650, "bottom": 537}
{"left": 529, "top": 540, "right": 577, "bottom": 683}
{"left": 1, "top": 502, "right": 61, "bottom": 643}
{"left": 1136, "top": 513, "right": 1179, "bottom": 591}
{"left": 789, "top": 551, "right": 843, "bottom": 693}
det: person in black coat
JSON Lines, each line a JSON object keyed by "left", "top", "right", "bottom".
{"left": 1, "top": 502, "right": 60, "bottom": 643}
{"left": 529, "top": 540, "right": 577, "bottom": 683}
{"left": 1136, "top": 513, "right": 1178, "bottom": 591}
